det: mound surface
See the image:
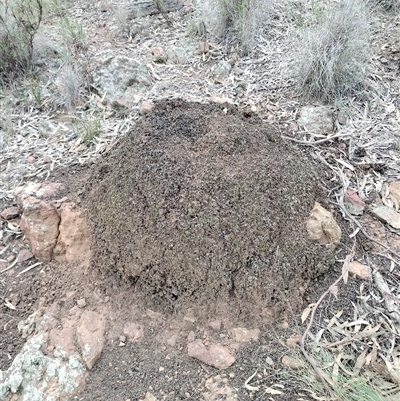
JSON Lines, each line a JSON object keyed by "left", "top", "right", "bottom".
{"left": 85, "top": 100, "right": 333, "bottom": 317}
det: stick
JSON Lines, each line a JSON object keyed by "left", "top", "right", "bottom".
{"left": 17, "top": 262, "right": 42, "bottom": 276}
{"left": 281, "top": 132, "right": 350, "bottom": 145}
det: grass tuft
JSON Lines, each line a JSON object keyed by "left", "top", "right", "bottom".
{"left": 195, "top": 0, "right": 276, "bottom": 55}
{"left": 293, "top": 0, "right": 371, "bottom": 102}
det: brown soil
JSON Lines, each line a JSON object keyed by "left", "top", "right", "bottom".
{"left": 0, "top": 101, "right": 361, "bottom": 401}
{"left": 84, "top": 99, "right": 333, "bottom": 320}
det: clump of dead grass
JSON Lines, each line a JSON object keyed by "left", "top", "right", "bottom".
{"left": 293, "top": 0, "right": 371, "bottom": 102}
{"left": 195, "top": 0, "right": 277, "bottom": 54}
{"left": 0, "top": 0, "right": 43, "bottom": 83}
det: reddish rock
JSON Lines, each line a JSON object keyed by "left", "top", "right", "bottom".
{"left": 229, "top": 327, "right": 260, "bottom": 343}
{"left": 282, "top": 355, "right": 304, "bottom": 370}
{"left": 198, "top": 41, "right": 210, "bottom": 54}
{"left": 344, "top": 189, "right": 365, "bottom": 215}
{"left": 16, "top": 249, "right": 34, "bottom": 264}
{"left": 152, "top": 46, "right": 165, "bottom": 57}
{"left": 187, "top": 339, "right": 235, "bottom": 369}
{"left": 76, "top": 311, "right": 106, "bottom": 370}
{"left": 348, "top": 261, "right": 371, "bottom": 280}
{"left": 140, "top": 101, "right": 153, "bottom": 115}
{"left": 15, "top": 182, "right": 64, "bottom": 207}
{"left": 53, "top": 203, "right": 90, "bottom": 264}
{"left": 20, "top": 197, "right": 60, "bottom": 262}
{"left": 1, "top": 206, "right": 19, "bottom": 220}
{"left": 208, "top": 320, "right": 222, "bottom": 332}
{"left": 306, "top": 202, "right": 341, "bottom": 249}
{"left": 49, "top": 318, "right": 77, "bottom": 357}
{"left": 286, "top": 334, "right": 300, "bottom": 348}
{"left": 123, "top": 322, "right": 144, "bottom": 342}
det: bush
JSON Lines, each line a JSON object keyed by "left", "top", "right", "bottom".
{"left": 293, "top": 0, "right": 371, "bottom": 102}
{"left": 196, "top": 0, "right": 274, "bottom": 54}
{"left": 0, "top": 0, "right": 43, "bottom": 83}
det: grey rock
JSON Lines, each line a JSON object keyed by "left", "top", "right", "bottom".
{"left": 0, "top": 335, "right": 86, "bottom": 401}
{"left": 371, "top": 206, "right": 400, "bottom": 230}
{"left": 91, "top": 56, "right": 151, "bottom": 103}
{"left": 297, "top": 106, "right": 334, "bottom": 133}
{"left": 212, "top": 61, "right": 232, "bottom": 83}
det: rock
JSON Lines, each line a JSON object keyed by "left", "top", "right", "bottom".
{"left": 99, "top": 3, "right": 112, "bottom": 12}
{"left": 165, "top": 45, "right": 190, "bottom": 64}
{"left": 53, "top": 202, "right": 90, "bottom": 264}
{"left": 336, "top": 112, "right": 347, "bottom": 125}
{"left": 371, "top": 206, "right": 400, "bottom": 230}
{"left": 27, "top": 155, "right": 36, "bottom": 164}
{"left": 123, "top": 322, "right": 144, "bottom": 342}
{"left": 77, "top": 299, "right": 87, "bottom": 308}
{"left": 286, "top": 334, "right": 300, "bottom": 348}
{"left": 16, "top": 249, "right": 34, "bottom": 264}
{"left": 91, "top": 56, "right": 151, "bottom": 103}
{"left": 210, "top": 96, "right": 229, "bottom": 104}
{"left": 143, "top": 392, "right": 159, "bottom": 401}
{"left": 297, "top": 106, "right": 334, "bottom": 134}
{"left": 166, "top": 334, "right": 179, "bottom": 347}
{"left": 306, "top": 202, "right": 341, "bottom": 249}
{"left": 348, "top": 261, "right": 371, "bottom": 280}
{"left": 208, "top": 320, "right": 222, "bottom": 332}
{"left": 187, "top": 339, "right": 235, "bottom": 369}
{"left": 1, "top": 206, "right": 19, "bottom": 220}
{"left": 76, "top": 311, "right": 106, "bottom": 370}
{"left": 344, "top": 189, "right": 365, "bottom": 216}
{"left": 229, "top": 328, "right": 260, "bottom": 343}
{"left": 20, "top": 197, "right": 60, "bottom": 262}
{"left": 390, "top": 182, "right": 400, "bottom": 209}
{"left": 15, "top": 182, "right": 64, "bottom": 206}
{"left": 281, "top": 355, "right": 304, "bottom": 370}
{"left": 0, "top": 334, "right": 87, "bottom": 401}
{"left": 49, "top": 318, "right": 78, "bottom": 358}
{"left": 140, "top": 100, "right": 153, "bottom": 115}
{"left": 187, "top": 331, "right": 196, "bottom": 342}
{"left": 198, "top": 41, "right": 210, "bottom": 54}
{"left": 212, "top": 61, "right": 232, "bottom": 83}
{"left": 152, "top": 47, "right": 167, "bottom": 63}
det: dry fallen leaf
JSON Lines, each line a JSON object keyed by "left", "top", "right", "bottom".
{"left": 330, "top": 285, "right": 339, "bottom": 298}
{"left": 4, "top": 299, "right": 16, "bottom": 310}
{"left": 301, "top": 303, "right": 316, "bottom": 323}
{"left": 265, "top": 387, "right": 283, "bottom": 395}
{"left": 244, "top": 370, "right": 260, "bottom": 391}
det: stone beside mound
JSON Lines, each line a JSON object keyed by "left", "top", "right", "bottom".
{"left": 84, "top": 100, "right": 334, "bottom": 317}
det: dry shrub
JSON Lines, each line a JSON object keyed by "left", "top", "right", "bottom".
{"left": 375, "top": 0, "right": 400, "bottom": 11}
{"left": 293, "top": 0, "right": 371, "bottom": 101}
{"left": 0, "top": 0, "right": 43, "bottom": 83}
{"left": 55, "top": 64, "right": 82, "bottom": 110}
{"left": 195, "top": 0, "right": 278, "bottom": 54}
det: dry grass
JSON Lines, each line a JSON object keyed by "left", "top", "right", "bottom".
{"left": 0, "top": 0, "right": 43, "bottom": 83}
{"left": 195, "top": 0, "right": 278, "bottom": 54}
{"left": 292, "top": 0, "right": 371, "bottom": 102}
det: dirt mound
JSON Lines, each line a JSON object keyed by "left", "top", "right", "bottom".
{"left": 84, "top": 100, "right": 333, "bottom": 317}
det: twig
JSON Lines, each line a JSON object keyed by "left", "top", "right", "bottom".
{"left": 281, "top": 132, "right": 350, "bottom": 145}
{"left": 0, "top": 259, "right": 18, "bottom": 274}
{"left": 16, "top": 262, "right": 42, "bottom": 276}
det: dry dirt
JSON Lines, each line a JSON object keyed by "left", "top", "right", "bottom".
{"left": 1, "top": 1, "right": 400, "bottom": 400}
{"left": 1, "top": 100, "right": 367, "bottom": 401}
